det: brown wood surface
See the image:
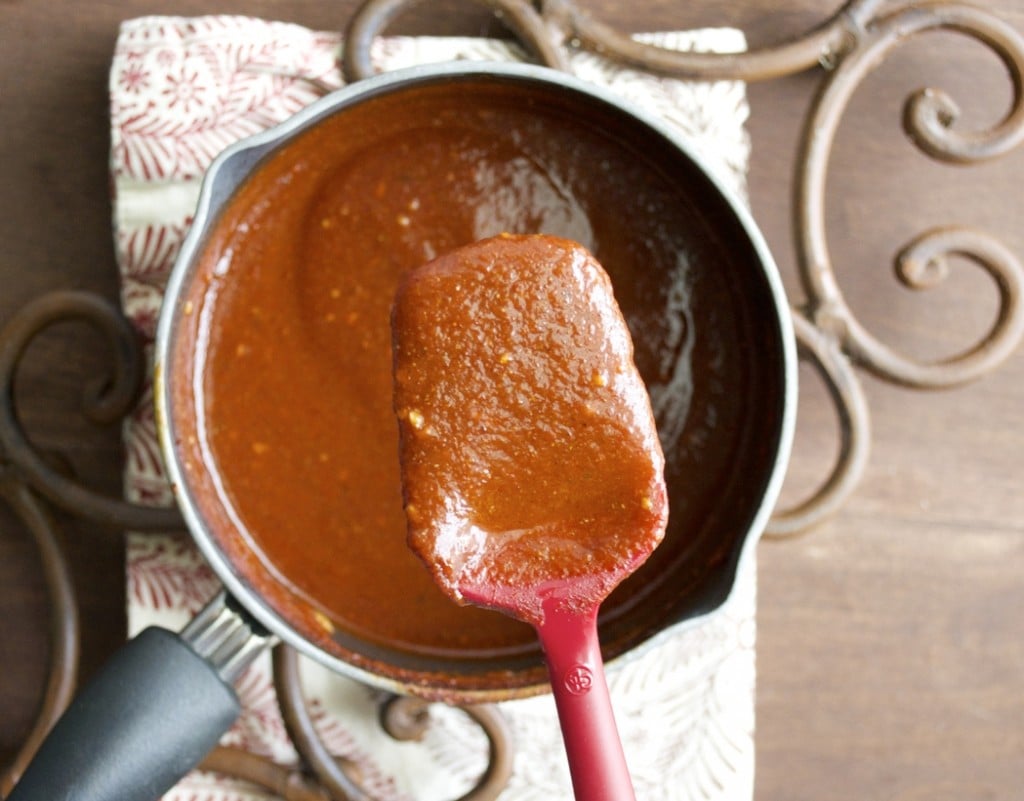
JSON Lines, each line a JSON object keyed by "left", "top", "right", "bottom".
{"left": 1, "top": 1, "right": 1021, "bottom": 799}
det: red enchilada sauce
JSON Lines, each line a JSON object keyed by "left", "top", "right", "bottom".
{"left": 391, "top": 234, "right": 668, "bottom": 624}
{"left": 171, "top": 81, "right": 713, "bottom": 662}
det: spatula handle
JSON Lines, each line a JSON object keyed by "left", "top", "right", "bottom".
{"left": 536, "top": 604, "right": 636, "bottom": 801}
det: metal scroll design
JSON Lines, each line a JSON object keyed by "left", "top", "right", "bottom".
{"left": 771, "top": 2, "right": 1024, "bottom": 535}
{"left": 0, "top": 291, "right": 176, "bottom": 796}
{"left": 0, "top": 293, "right": 511, "bottom": 801}
{"left": 341, "top": 0, "right": 1024, "bottom": 536}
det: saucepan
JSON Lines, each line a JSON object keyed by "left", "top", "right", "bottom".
{"left": 9, "top": 62, "right": 796, "bottom": 801}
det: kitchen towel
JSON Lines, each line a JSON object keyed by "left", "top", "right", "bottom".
{"left": 110, "top": 15, "right": 756, "bottom": 801}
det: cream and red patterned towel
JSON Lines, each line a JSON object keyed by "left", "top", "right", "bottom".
{"left": 110, "top": 16, "right": 755, "bottom": 801}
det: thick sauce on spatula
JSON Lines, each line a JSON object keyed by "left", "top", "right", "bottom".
{"left": 391, "top": 234, "right": 669, "bottom": 624}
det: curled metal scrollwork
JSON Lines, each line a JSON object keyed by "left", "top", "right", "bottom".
{"left": 200, "top": 746, "right": 331, "bottom": 801}
{"left": 797, "top": 3, "right": 1024, "bottom": 390}
{"left": 897, "top": 3, "right": 1024, "bottom": 163}
{"left": 765, "top": 313, "right": 872, "bottom": 539}
{"left": 0, "top": 290, "right": 185, "bottom": 795}
{"left": 342, "top": 0, "right": 570, "bottom": 81}
{"left": 0, "top": 290, "right": 183, "bottom": 531}
{"left": 272, "top": 646, "right": 514, "bottom": 801}
{"left": 379, "top": 697, "right": 514, "bottom": 801}
{"left": 542, "top": 0, "right": 886, "bottom": 81}
{"left": 776, "top": 1, "right": 1024, "bottom": 531}
{"left": 0, "top": 480, "right": 78, "bottom": 797}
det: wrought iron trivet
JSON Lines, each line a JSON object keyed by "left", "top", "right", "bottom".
{"left": 2, "top": 1, "right": 1022, "bottom": 798}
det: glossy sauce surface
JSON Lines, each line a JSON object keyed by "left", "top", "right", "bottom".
{"left": 391, "top": 235, "right": 668, "bottom": 625}
{"left": 170, "top": 80, "right": 769, "bottom": 672}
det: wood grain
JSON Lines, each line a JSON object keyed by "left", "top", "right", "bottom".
{"left": 0, "top": 2, "right": 1021, "bottom": 799}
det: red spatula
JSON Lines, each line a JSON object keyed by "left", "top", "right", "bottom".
{"left": 391, "top": 233, "right": 669, "bottom": 801}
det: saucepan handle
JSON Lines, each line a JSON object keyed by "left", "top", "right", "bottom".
{"left": 7, "top": 594, "right": 271, "bottom": 801}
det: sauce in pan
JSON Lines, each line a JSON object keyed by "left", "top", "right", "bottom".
{"left": 170, "top": 79, "right": 773, "bottom": 673}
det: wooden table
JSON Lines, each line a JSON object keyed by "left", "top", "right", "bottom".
{"left": 2, "top": 2, "right": 1021, "bottom": 799}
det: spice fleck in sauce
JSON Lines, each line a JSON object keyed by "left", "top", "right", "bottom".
{"left": 391, "top": 234, "right": 668, "bottom": 625}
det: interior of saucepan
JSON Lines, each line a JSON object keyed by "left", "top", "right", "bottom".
{"left": 163, "top": 68, "right": 790, "bottom": 700}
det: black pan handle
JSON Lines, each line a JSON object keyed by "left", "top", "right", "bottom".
{"left": 7, "top": 595, "right": 272, "bottom": 801}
